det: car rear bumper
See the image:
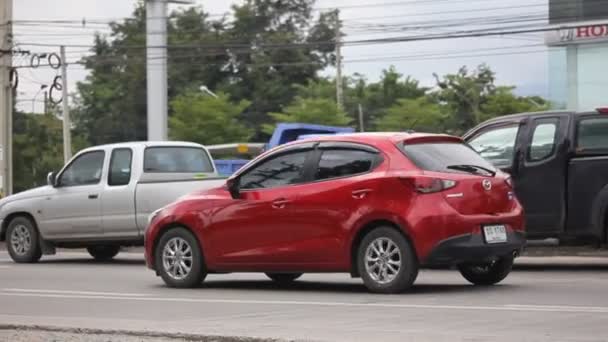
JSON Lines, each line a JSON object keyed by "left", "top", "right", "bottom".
{"left": 423, "top": 231, "right": 526, "bottom": 266}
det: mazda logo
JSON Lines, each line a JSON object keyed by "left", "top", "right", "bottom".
{"left": 482, "top": 179, "right": 492, "bottom": 191}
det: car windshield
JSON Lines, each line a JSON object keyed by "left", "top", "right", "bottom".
{"left": 400, "top": 142, "right": 497, "bottom": 176}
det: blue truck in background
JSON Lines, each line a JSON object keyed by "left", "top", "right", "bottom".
{"left": 211, "top": 123, "right": 356, "bottom": 176}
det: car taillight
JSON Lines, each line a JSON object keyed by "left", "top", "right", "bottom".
{"left": 597, "top": 107, "right": 608, "bottom": 114}
{"left": 401, "top": 177, "right": 457, "bottom": 194}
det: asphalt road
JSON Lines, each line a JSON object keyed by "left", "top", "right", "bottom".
{"left": 1, "top": 251, "right": 608, "bottom": 342}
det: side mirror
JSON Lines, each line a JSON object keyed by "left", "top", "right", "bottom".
{"left": 47, "top": 172, "right": 57, "bottom": 187}
{"left": 226, "top": 177, "right": 240, "bottom": 199}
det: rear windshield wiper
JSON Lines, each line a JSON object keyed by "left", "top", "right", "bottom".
{"left": 447, "top": 164, "right": 496, "bottom": 177}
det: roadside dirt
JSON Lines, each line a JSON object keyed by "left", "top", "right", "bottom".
{"left": 0, "top": 326, "right": 286, "bottom": 342}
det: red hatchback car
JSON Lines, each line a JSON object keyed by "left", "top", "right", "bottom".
{"left": 145, "top": 133, "right": 525, "bottom": 293}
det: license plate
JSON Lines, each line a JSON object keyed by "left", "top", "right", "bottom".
{"left": 483, "top": 225, "right": 507, "bottom": 244}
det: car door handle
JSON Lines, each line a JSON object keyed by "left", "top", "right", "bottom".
{"left": 88, "top": 194, "right": 99, "bottom": 199}
{"left": 352, "top": 189, "right": 372, "bottom": 199}
{"left": 271, "top": 198, "right": 291, "bottom": 209}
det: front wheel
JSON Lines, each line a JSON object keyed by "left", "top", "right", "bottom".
{"left": 266, "top": 273, "right": 302, "bottom": 285}
{"left": 6, "top": 216, "right": 42, "bottom": 263}
{"left": 458, "top": 257, "right": 514, "bottom": 286}
{"left": 87, "top": 245, "right": 120, "bottom": 261}
{"left": 357, "top": 227, "right": 419, "bottom": 294}
{"left": 155, "top": 227, "right": 206, "bottom": 288}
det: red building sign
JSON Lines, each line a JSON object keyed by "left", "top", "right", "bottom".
{"left": 546, "top": 23, "right": 608, "bottom": 46}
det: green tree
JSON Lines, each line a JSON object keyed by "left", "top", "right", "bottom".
{"left": 434, "top": 64, "right": 496, "bottom": 134}
{"left": 169, "top": 92, "right": 252, "bottom": 145}
{"left": 75, "top": 1, "right": 336, "bottom": 144}
{"left": 376, "top": 97, "right": 446, "bottom": 133}
{"left": 74, "top": 4, "right": 231, "bottom": 145}
{"left": 480, "top": 86, "right": 550, "bottom": 121}
{"left": 263, "top": 97, "right": 351, "bottom": 134}
{"left": 332, "top": 68, "right": 429, "bottom": 131}
{"left": 13, "top": 112, "right": 66, "bottom": 193}
{"left": 222, "top": 0, "right": 337, "bottom": 139}
{"left": 290, "top": 69, "right": 429, "bottom": 132}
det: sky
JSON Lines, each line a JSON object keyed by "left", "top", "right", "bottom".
{"left": 13, "top": 0, "right": 552, "bottom": 113}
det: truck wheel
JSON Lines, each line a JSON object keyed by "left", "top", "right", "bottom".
{"left": 357, "top": 226, "right": 419, "bottom": 294}
{"left": 6, "top": 216, "right": 42, "bottom": 263}
{"left": 155, "top": 227, "right": 207, "bottom": 288}
{"left": 87, "top": 245, "right": 120, "bottom": 261}
{"left": 265, "top": 273, "right": 303, "bottom": 285}
{"left": 458, "top": 257, "right": 514, "bottom": 286}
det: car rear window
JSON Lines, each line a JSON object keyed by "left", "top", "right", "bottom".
{"left": 144, "top": 147, "right": 214, "bottom": 173}
{"left": 400, "top": 142, "right": 496, "bottom": 174}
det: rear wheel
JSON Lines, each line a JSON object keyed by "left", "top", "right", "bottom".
{"left": 458, "top": 257, "right": 514, "bottom": 286}
{"left": 357, "top": 226, "right": 418, "bottom": 294}
{"left": 87, "top": 245, "right": 120, "bottom": 261}
{"left": 6, "top": 216, "right": 42, "bottom": 263}
{"left": 265, "top": 273, "right": 302, "bottom": 285}
{"left": 155, "top": 227, "right": 206, "bottom": 288}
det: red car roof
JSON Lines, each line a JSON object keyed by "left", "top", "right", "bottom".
{"left": 296, "top": 132, "right": 463, "bottom": 145}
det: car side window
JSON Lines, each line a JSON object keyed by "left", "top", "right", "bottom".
{"left": 239, "top": 150, "right": 309, "bottom": 190}
{"left": 528, "top": 121, "right": 558, "bottom": 162}
{"left": 58, "top": 151, "right": 105, "bottom": 187}
{"left": 577, "top": 117, "right": 608, "bottom": 153}
{"left": 108, "top": 148, "right": 133, "bottom": 186}
{"left": 468, "top": 125, "right": 519, "bottom": 167}
{"left": 315, "top": 149, "right": 377, "bottom": 181}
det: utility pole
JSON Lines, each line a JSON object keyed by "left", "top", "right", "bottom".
{"left": 43, "top": 90, "right": 48, "bottom": 115}
{"left": 146, "top": 0, "right": 168, "bottom": 141}
{"left": 0, "top": 0, "right": 12, "bottom": 196}
{"left": 358, "top": 104, "right": 365, "bottom": 132}
{"left": 60, "top": 46, "right": 72, "bottom": 163}
{"left": 145, "top": 0, "right": 193, "bottom": 141}
{"left": 335, "top": 10, "right": 344, "bottom": 111}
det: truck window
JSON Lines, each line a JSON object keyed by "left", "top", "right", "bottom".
{"left": 58, "top": 151, "right": 105, "bottom": 187}
{"left": 144, "top": 147, "right": 214, "bottom": 173}
{"left": 528, "top": 121, "right": 558, "bottom": 162}
{"left": 468, "top": 125, "right": 519, "bottom": 167}
{"left": 577, "top": 117, "right": 608, "bottom": 152}
{"left": 108, "top": 148, "right": 133, "bottom": 186}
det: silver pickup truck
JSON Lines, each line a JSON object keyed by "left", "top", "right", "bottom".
{"left": 0, "top": 141, "right": 226, "bottom": 263}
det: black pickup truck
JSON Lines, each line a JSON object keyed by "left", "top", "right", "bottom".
{"left": 463, "top": 108, "right": 608, "bottom": 245}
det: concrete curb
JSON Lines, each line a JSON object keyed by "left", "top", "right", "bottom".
{"left": 0, "top": 324, "right": 287, "bottom": 342}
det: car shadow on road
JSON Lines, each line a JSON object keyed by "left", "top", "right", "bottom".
{"left": 514, "top": 264, "right": 608, "bottom": 272}
{"left": 190, "top": 279, "right": 516, "bottom": 295}
{"left": 36, "top": 258, "right": 145, "bottom": 266}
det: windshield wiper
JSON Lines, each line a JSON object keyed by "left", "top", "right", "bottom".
{"left": 447, "top": 164, "right": 496, "bottom": 177}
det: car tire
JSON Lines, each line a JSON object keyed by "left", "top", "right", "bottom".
{"left": 6, "top": 216, "right": 42, "bottom": 263}
{"left": 266, "top": 273, "right": 303, "bottom": 284}
{"left": 458, "top": 256, "right": 514, "bottom": 286}
{"left": 357, "top": 226, "right": 419, "bottom": 294}
{"left": 87, "top": 245, "right": 121, "bottom": 261}
{"left": 155, "top": 227, "right": 206, "bottom": 288}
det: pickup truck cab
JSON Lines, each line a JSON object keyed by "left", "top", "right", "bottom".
{"left": 463, "top": 108, "right": 608, "bottom": 244}
{"left": 0, "top": 141, "right": 226, "bottom": 263}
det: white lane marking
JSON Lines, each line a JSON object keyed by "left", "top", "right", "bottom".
{"left": 1, "top": 291, "right": 608, "bottom": 314}
{"left": 3, "top": 288, "right": 148, "bottom": 297}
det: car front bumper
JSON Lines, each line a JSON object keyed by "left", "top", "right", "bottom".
{"left": 423, "top": 231, "right": 526, "bottom": 266}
